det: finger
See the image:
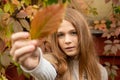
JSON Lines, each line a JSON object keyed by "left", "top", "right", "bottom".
{"left": 18, "top": 53, "right": 31, "bottom": 65}
{"left": 31, "top": 47, "right": 40, "bottom": 57}
{"left": 18, "top": 52, "right": 39, "bottom": 70}
{"left": 11, "top": 32, "right": 30, "bottom": 44}
{"left": 10, "top": 40, "right": 38, "bottom": 56}
{"left": 18, "top": 47, "right": 40, "bottom": 67}
{"left": 13, "top": 45, "right": 36, "bottom": 62}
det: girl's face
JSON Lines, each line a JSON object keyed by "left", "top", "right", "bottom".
{"left": 57, "top": 20, "right": 79, "bottom": 57}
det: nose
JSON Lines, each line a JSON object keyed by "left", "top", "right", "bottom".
{"left": 64, "top": 35, "right": 71, "bottom": 44}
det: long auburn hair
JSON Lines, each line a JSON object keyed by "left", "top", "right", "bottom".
{"left": 44, "top": 8, "right": 101, "bottom": 80}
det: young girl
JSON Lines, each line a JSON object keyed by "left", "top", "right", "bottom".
{"left": 10, "top": 8, "right": 108, "bottom": 80}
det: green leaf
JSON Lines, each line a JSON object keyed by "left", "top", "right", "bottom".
{"left": 22, "top": 0, "right": 31, "bottom": 6}
{"left": 0, "top": 8, "right": 3, "bottom": 13}
{"left": 43, "top": 0, "right": 68, "bottom": 7}
{"left": 47, "top": 0, "right": 58, "bottom": 5}
{"left": 106, "top": 20, "right": 112, "bottom": 29}
{"left": 23, "top": 72, "right": 31, "bottom": 79}
{"left": 9, "top": 4, "right": 15, "bottom": 14}
{"left": 4, "top": 2, "right": 11, "bottom": 13}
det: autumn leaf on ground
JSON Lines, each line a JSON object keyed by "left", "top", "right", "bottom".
{"left": 30, "top": 3, "right": 66, "bottom": 39}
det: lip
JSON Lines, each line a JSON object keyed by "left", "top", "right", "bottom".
{"left": 64, "top": 47, "right": 75, "bottom": 51}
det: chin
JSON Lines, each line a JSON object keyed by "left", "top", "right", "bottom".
{"left": 66, "top": 52, "right": 78, "bottom": 57}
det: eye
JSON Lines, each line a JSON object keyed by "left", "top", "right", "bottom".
{"left": 70, "top": 31, "right": 77, "bottom": 35}
{"left": 57, "top": 33, "right": 64, "bottom": 38}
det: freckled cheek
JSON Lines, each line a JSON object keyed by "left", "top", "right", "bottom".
{"left": 74, "top": 37, "right": 79, "bottom": 46}
{"left": 58, "top": 39, "right": 64, "bottom": 49}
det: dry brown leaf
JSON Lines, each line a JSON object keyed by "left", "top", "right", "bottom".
{"left": 104, "top": 44, "right": 112, "bottom": 51}
{"left": 19, "top": 19, "right": 30, "bottom": 31}
{"left": 16, "top": 10, "right": 28, "bottom": 18}
{"left": 0, "top": 38, "right": 5, "bottom": 53}
{"left": 30, "top": 3, "right": 66, "bottom": 39}
{"left": 111, "top": 45, "right": 117, "bottom": 54}
{"left": 10, "top": 18, "right": 23, "bottom": 32}
{"left": 104, "top": 40, "right": 112, "bottom": 44}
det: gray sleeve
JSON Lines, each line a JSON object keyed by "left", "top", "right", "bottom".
{"left": 99, "top": 64, "right": 108, "bottom": 80}
{"left": 21, "top": 48, "right": 57, "bottom": 80}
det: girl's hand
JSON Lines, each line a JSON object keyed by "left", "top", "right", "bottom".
{"left": 10, "top": 32, "right": 40, "bottom": 70}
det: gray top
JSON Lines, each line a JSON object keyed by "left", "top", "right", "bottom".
{"left": 21, "top": 48, "right": 108, "bottom": 80}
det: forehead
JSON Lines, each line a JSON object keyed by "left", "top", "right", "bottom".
{"left": 57, "top": 20, "right": 75, "bottom": 32}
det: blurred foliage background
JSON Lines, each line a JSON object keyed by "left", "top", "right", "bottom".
{"left": 0, "top": 0, "right": 120, "bottom": 80}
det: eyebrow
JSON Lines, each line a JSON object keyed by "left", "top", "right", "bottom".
{"left": 57, "top": 28, "right": 76, "bottom": 32}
